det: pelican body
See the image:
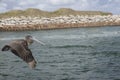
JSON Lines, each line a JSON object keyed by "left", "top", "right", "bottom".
{"left": 1, "top": 35, "right": 37, "bottom": 69}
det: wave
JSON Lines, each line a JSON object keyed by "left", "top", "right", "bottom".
{"left": 90, "top": 51, "right": 120, "bottom": 56}
{"left": 50, "top": 44, "right": 94, "bottom": 48}
{"left": 0, "top": 73, "right": 9, "bottom": 77}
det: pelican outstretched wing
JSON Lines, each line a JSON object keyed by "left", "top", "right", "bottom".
{"left": 1, "top": 41, "right": 36, "bottom": 69}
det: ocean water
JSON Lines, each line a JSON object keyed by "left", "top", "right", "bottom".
{"left": 0, "top": 26, "right": 120, "bottom": 80}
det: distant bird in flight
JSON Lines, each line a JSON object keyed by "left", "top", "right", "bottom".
{"left": 1, "top": 35, "right": 45, "bottom": 69}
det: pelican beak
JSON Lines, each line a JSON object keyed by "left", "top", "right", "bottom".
{"left": 33, "top": 37, "right": 45, "bottom": 45}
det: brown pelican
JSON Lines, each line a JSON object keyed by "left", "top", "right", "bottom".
{"left": 1, "top": 35, "right": 45, "bottom": 69}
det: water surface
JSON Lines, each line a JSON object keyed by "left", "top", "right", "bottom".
{"left": 0, "top": 26, "right": 120, "bottom": 80}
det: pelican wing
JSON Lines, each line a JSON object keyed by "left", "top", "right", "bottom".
{"left": 2, "top": 41, "right": 36, "bottom": 63}
{"left": 1, "top": 38, "right": 37, "bottom": 69}
{"left": 11, "top": 42, "right": 35, "bottom": 63}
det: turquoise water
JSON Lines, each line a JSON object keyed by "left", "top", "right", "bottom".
{"left": 0, "top": 26, "right": 120, "bottom": 80}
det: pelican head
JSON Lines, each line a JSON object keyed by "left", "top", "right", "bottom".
{"left": 25, "top": 35, "right": 45, "bottom": 45}
{"left": 25, "top": 35, "right": 34, "bottom": 45}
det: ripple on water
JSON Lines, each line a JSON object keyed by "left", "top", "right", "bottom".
{"left": 0, "top": 27, "right": 120, "bottom": 80}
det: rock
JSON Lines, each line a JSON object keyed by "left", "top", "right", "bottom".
{"left": 0, "top": 15, "right": 120, "bottom": 31}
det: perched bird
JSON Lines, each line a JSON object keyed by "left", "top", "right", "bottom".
{"left": 1, "top": 35, "right": 45, "bottom": 69}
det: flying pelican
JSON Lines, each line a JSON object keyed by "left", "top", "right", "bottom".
{"left": 1, "top": 35, "right": 45, "bottom": 69}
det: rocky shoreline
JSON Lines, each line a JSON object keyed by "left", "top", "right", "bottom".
{"left": 0, "top": 15, "right": 120, "bottom": 31}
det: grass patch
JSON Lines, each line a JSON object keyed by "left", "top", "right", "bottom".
{"left": 0, "top": 8, "right": 112, "bottom": 18}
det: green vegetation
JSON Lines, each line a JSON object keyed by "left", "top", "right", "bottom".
{"left": 0, "top": 8, "right": 112, "bottom": 18}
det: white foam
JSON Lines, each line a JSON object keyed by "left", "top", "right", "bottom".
{"left": 43, "top": 31, "right": 120, "bottom": 39}
{"left": 0, "top": 37, "right": 23, "bottom": 41}
{"left": 1, "top": 31, "right": 120, "bottom": 40}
